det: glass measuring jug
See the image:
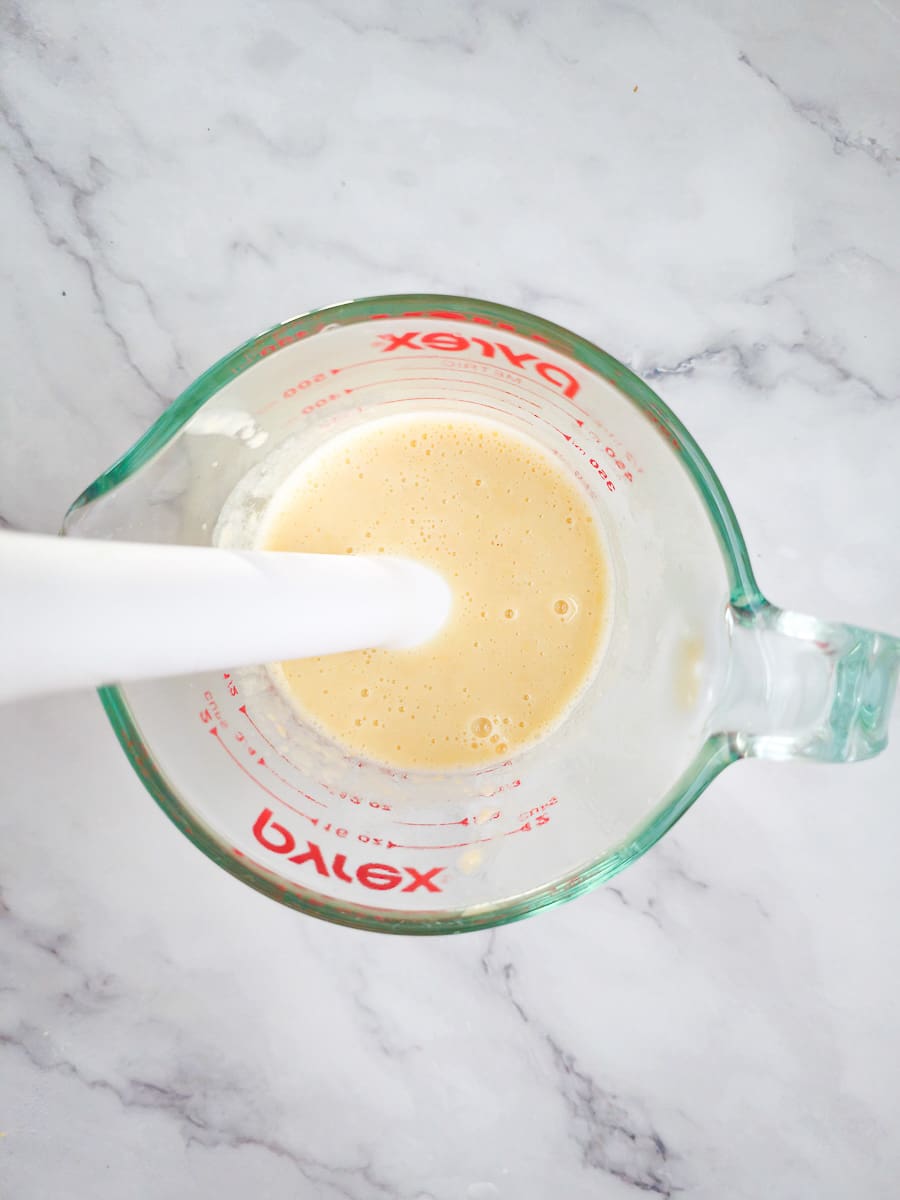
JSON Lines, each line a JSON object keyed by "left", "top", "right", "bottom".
{"left": 63, "top": 295, "right": 900, "bottom": 934}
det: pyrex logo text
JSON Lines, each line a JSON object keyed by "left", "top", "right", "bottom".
{"left": 379, "top": 331, "right": 581, "bottom": 400}
{"left": 252, "top": 809, "right": 444, "bottom": 892}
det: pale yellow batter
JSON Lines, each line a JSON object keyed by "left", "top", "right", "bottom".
{"left": 261, "top": 414, "right": 610, "bottom": 769}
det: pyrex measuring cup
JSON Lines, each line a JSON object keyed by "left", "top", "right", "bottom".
{"left": 64, "top": 296, "right": 900, "bottom": 934}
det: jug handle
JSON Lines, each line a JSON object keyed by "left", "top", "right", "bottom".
{"left": 714, "top": 602, "right": 900, "bottom": 763}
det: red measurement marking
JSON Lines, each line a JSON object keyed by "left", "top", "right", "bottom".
{"left": 461, "top": 399, "right": 518, "bottom": 421}
{"left": 396, "top": 817, "right": 469, "bottom": 828}
{"left": 519, "top": 797, "right": 558, "bottom": 820}
{"left": 327, "top": 356, "right": 632, "bottom": 461}
{"left": 397, "top": 811, "right": 502, "bottom": 828}
{"left": 335, "top": 354, "right": 579, "bottom": 400}
{"left": 257, "top": 758, "right": 326, "bottom": 807}
{"left": 238, "top": 705, "right": 320, "bottom": 784}
{"left": 543, "top": 420, "right": 573, "bottom": 442}
{"left": 343, "top": 375, "right": 542, "bottom": 411}
{"left": 386, "top": 834, "right": 495, "bottom": 851}
{"left": 483, "top": 778, "right": 521, "bottom": 798}
{"left": 386, "top": 818, "right": 548, "bottom": 851}
{"left": 473, "top": 758, "right": 513, "bottom": 776}
{"left": 378, "top": 397, "right": 516, "bottom": 421}
{"left": 209, "top": 727, "right": 318, "bottom": 825}
{"left": 260, "top": 390, "right": 344, "bottom": 418}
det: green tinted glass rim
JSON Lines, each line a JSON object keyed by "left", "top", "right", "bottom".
{"left": 73, "top": 294, "right": 757, "bottom": 934}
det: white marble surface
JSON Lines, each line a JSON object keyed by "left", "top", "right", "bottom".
{"left": 2, "top": 1, "right": 899, "bottom": 1196}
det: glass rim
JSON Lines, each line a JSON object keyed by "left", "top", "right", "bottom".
{"left": 69, "top": 294, "right": 760, "bottom": 934}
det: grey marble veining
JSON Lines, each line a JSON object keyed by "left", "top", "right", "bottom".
{"left": 1, "top": 1, "right": 899, "bottom": 1197}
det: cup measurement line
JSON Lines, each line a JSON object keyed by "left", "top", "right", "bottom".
{"left": 209, "top": 726, "right": 320, "bottom": 825}
{"left": 238, "top": 703, "right": 327, "bottom": 798}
